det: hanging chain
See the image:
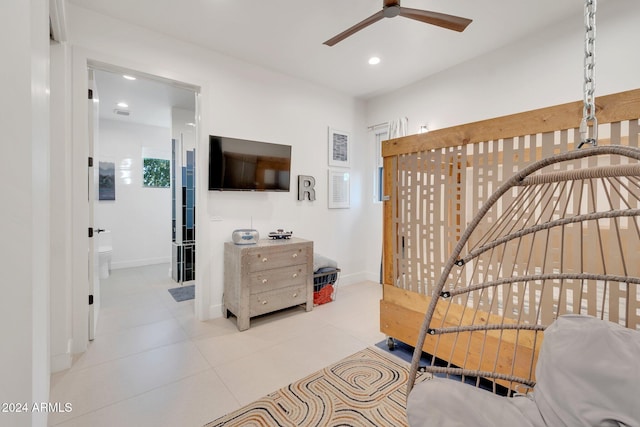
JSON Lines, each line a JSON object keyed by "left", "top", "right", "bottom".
{"left": 579, "top": 0, "right": 597, "bottom": 148}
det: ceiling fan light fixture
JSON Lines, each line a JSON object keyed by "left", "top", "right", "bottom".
{"left": 383, "top": 5, "right": 401, "bottom": 18}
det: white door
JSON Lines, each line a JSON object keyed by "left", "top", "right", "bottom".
{"left": 88, "top": 69, "right": 101, "bottom": 340}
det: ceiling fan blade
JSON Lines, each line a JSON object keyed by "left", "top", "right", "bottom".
{"left": 399, "top": 7, "right": 472, "bottom": 32}
{"left": 323, "top": 10, "right": 385, "bottom": 46}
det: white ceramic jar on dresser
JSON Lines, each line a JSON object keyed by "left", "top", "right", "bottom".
{"left": 223, "top": 237, "right": 313, "bottom": 331}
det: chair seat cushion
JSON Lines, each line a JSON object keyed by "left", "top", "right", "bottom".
{"left": 407, "top": 377, "right": 544, "bottom": 427}
{"left": 532, "top": 315, "right": 640, "bottom": 426}
{"left": 407, "top": 315, "right": 640, "bottom": 426}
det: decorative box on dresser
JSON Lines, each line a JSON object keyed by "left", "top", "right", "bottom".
{"left": 223, "top": 237, "right": 313, "bottom": 331}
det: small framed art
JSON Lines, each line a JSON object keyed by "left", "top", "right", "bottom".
{"left": 328, "top": 127, "right": 350, "bottom": 167}
{"left": 98, "top": 161, "right": 115, "bottom": 201}
{"left": 328, "top": 169, "right": 350, "bottom": 209}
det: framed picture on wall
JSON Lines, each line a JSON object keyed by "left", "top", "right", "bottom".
{"left": 328, "top": 169, "right": 350, "bottom": 209}
{"left": 328, "top": 127, "right": 350, "bottom": 167}
{"left": 98, "top": 161, "right": 116, "bottom": 201}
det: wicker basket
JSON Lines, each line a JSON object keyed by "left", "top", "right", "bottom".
{"left": 313, "top": 268, "right": 340, "bottom": 305}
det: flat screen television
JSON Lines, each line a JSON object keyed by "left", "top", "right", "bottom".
{"left": 208, "top": 135, "right": 291, "bottom": 191}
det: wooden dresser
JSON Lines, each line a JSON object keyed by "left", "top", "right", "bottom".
{"left": 223, "top": 237, "right": 313, "bottom": 331}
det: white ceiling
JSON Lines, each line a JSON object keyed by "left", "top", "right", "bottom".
{"left": 93, "top": 69, "right": 196, "bottom": 128}
{"left": 71, "top": 0, "right": 588, "bottom": 99}
{"left": 78, "top": 0, "right": 590, "bottom": 127}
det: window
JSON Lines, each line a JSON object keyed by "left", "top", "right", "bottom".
{"left": 373, "top": 129, "right": 388, "bottom": 203}
{"left": 143, "top": 158, "right": 170, "bottom": 188}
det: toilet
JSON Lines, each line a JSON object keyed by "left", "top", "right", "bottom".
{"left": 98, "top": 230, "right": 112, "bottom": 279}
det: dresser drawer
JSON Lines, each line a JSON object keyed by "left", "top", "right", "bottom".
{"left": 246, "top": 244, "right": 309, "bottom": 272}
{"left": 250, "top": 285, "right": 307, "bottom": 317}
{"left": 249, "top": 265, "right": 307, "bottom": 294}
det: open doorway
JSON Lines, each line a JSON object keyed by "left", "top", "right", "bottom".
{"left": 90, "top": 65, "right": 197, "bottom": 336}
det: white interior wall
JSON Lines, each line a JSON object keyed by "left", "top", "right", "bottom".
{"left": 64, "top": 2, "right": 373, "bottom": 339}
{"left": 95, "top": 119, "right": 173, "bottom": 269}
{"left": 365, "top": 0, "right": 640, "bottom": 136}
{"left": 0, "top": 1, "right": 50, "bottom": 426}
{"left": 172, "top": 107, "right": 196, "bottom": 150}
{"left": 30, "top": 6, "right": 51, "bottom": 421}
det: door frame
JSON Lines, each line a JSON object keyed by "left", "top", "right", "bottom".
{"left": 70, "top": 49, "right": 204, "bottom": 354}
{"left": 87, "top": 68, "right": 100, "bottom": 340}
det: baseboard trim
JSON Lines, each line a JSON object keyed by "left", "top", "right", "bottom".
{"left": 208, "top": 302, "right": 223, "bottom": 320}
{"left": 111, "top": 257, "right": 170, "bottom": 270}
{"left": 51, "top": 339, "right": 73, "bottom": 373}
{"left": 339, "top": 271, "right": 371, "bottom": 286}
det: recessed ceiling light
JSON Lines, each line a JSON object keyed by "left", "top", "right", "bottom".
{"left": 368, "top": 56, "right": 381, "bottom": 65}
{"left": 117, "top": 102, "right": 128, "bottom": 108}
{"left": 123, "top": 75, "right": 136, "bottom": 81}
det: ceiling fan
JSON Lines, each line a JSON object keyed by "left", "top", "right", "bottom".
{"left": 323, "top": 0, "right": 472, "bottom": 46}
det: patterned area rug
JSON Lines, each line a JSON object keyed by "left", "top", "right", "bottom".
{"left": 204, "top": 346, "right": 430, "bottom": 427}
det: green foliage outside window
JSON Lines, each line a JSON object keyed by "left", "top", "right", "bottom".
{"left": 143, "top": 158, "right": 170, "bottom": 188}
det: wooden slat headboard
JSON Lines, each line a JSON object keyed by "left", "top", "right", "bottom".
{"left": 380, "top": 89, "right": 640, "bottom": 361}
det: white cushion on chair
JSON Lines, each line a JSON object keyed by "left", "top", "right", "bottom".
{"left": 407, "top": 377, "right": 543, "bottom": 427}
{"left": 532, "top": 314, "right": 640, "bottom": 426}
{"left": 407, "top": 315, "right": 640, "bottom": 427}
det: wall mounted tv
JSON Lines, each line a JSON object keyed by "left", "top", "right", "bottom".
{"left": 208, "top": 135, "right": 292, "bottom": 191}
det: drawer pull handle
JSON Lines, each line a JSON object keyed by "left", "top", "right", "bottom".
{"left": 292, "top": 253, "right": 298, "bottom": 258}
{"left": 292, "top": 273, "right": 298, "bottom": 278}
{"left": 262, "top": 278, "right": 268, "bottom": 284}
{"left": 292, "top": 293, "right": 298, "bottom": 298}
{"left": 261, "top": 300, "right": 267, "bottom": 305}
{"left": 262, "top": 257, "right": 268, "bottom": 263}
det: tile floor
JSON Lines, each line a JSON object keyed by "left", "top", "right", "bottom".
{"left": 49, "top": 263, "right": 386, "bottom": 427}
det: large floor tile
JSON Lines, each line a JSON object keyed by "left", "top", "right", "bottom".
{"left": 174, "top": 312, "right": 239, "bottom": 339}
{"left": 193, "top": 328, "right": 274, "bottom": 368}
{"left": 95, "top": 303, "right": 175, "bottom": 336}
{"left": 52, "top": 370, "right": 239, "bottom": 427}
{"left": 241, "top": 306, "right": 321, "bottom": 343}
{"left": 50, "top": 341, "right": 210, "bottom": 425}
{"left": 213, "top": 343, "right": 314, "bottom": 406}
{"left": 279, "top": 323, "right": 371, "bottom": 375}
{"left": 71, "top": 318, "right": 189, "bottom": 371}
